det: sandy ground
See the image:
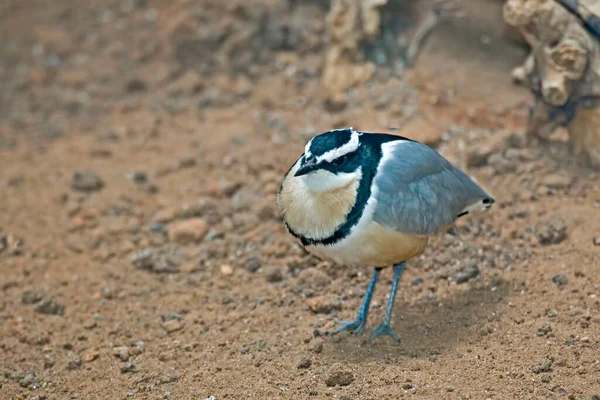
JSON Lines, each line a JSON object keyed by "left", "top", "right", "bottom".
{"left": 1, "top": 1, "right": 600, "bottom": 399}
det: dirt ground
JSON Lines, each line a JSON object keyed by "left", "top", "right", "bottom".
{"left": 1, "top": 0, "right": 600, "bottom": 399}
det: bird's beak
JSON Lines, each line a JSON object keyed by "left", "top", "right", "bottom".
{"left": 294, "top": 160, "right": 319, "bottom": 177}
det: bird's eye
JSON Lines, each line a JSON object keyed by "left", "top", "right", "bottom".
{"left": 332, "top": 155, "right": 346, "bottom": 166}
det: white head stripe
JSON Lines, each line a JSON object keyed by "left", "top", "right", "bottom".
{"left": 315, "top": 129, "right": 360, "bottom": 163}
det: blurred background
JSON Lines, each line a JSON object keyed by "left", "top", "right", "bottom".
{"left": 1, "top": 0, "right": 599, "bottom": 399}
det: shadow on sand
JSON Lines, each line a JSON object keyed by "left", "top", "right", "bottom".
{"left": 319, "top": 277, "right": 512, "bottom": 364}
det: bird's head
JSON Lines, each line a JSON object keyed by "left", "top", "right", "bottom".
{"left": 295, "top": 128, "right": 363, "bottom": 192}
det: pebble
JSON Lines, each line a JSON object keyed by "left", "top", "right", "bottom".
{"left": 220, "top": 264, "right": 234, "bottom": 276}
{"left": 531, "top": 356, "right": 554, "bottom": 374}
{"left": 325, "top": 364, "right": 354, "bottom": 386}
{"left": 22, "top": 290, "right": 43, "bottom": 305}
{"left": 35, "top": 299, "right": 65, "bottom": 315}
{"left": 552, "top": 274, "right": 568, "bottom": 288}
{"left": 112, "top": 346, "right": 130, "bottom": 362}
{"left": 264, "top": 266, "right": 283, "bottom": 283}
{"left": 82, "top": 349, "right": 100, "bottom": 363}
{"left": 455, "top": 262, "right": 480, "bottom": 284}
{"left": 72, "top": 171, "right": 104, "bottom": 192}
{"left": 154, "top": 208, "right": 178, "bottom": 223}
{"left": 306, "top": 296, "right": 341, "bottom": 314}
{"left": 297, "top": 357, "right": 312, "bottom": 369}
{"left": 162, "top": 319, "right": 183, "bottom": 333}
{"left": 167, "top": 218, "right": 209, "bottom": 244}
{"left": 131, "top": 245, "right": 186, "bottom": 274}
{"left": 120, "top": 363, "right": 137, "bottom": 373}
{"left": 309, "top": 342, "right": 323, "bottom": 354}
{"left": 593, "top": 237, "right": 600, "bottom": 246}
{"left": 244, "top": 256, "right": 262, "bottom": 273}
{"left": 537, "top": 217, "right": 567, "bottom": 245}
{"left": 541, "top": 173, "right": 573, "bottom": 190}
{"left": 19, "top": 371, "right": 42, "bottom": 388}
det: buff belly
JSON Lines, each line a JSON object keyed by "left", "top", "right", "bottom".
{"left": 305, "top": 220, "right": 429, "bottom": 268}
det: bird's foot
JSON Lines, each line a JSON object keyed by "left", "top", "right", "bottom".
{"left": 326, "top": 317, "right": 367, "bottom": 336}
{"left": 370, "top": 322, "right": 400, "bottom": 343}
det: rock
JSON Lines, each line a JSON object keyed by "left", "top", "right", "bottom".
{"left": 112, "top": 346, "right": 130, "bottom": 362}
{"left": 552, "top": 274, "right": 568, "bottom": 287}
{"left": 244, "top": 256, "right": 262, "bottom": 273}
{"left": 162, "top": 319, "right": 183, "bottom": 333}
{"left": 306, "top": 296, "right": 341, "bottom": 314}
{"left": 297, "top": 357, "right": 312, "bottom": 369}
{"left": 455, "top": 262, "right": 480, "bottom": 284}
{"left": 22, "top": 290, "right": 43, "bottom": 305}
{"left": 325, "top": 364, "right": 354, "bottom": 387}
{"left": 72, "top": 171, "right": 104, "bottom": 192}
{"left": 537, "top": 217, "right": 567, "bottom": 245}
{"left": 220, "top": 264, "right": 234, "bottom": 276}
{"left": 309, "top": 342, "right": 323, "bottom": 354}
{"left": 131, "top": 244, "right": 186, "bottom": 273}
{"left": 120, "top": 363, "right": 137, "bottom": 373}
{"left": 154, "top": 208, "right": 178, "bottom": 223}
{"left": 541, "top": 173, "right": 574, "bottom": 189}
{"left": 19, "top": 371, "right": 41, "bottom": 388}
{"left": 35, "top": 299, "right": 64, "bottom": 315}
{"left": 531, "top": 356, "right": 554, "bottom": 374}
{"left": 264, "top": 266, "right": 283, "bottom": 283}
{"left": 593, "top": 236, "right": 600, "bottom": 246}
{"left": 168, "top": 218, "right": 209, "bottom": 244}
{"left": 83, "top": 318, "right": 97, "bottom": 329}
{"left": 66, "top": 358, "right": 82, "bottom": 370}
{"left": 82, "top": 349, "right": 100, "bottom": 363}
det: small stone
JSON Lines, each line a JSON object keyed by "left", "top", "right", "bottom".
{"left": 402, "top": 382, "right": 413, "bottom": 389}
{"left": 19, "top": 371, "right": 41, "bottom": 388}
{"left": 541, "top": 173, "right": 573, "bottom": 190}
{"left": 82, "top": 349, "right": 100, "bottom": 363}
{"left": 297, "top": 357, "right": 312, "bottom": 369}
{"left": 244, "top": 256, "right": 262, "bottom": 273}
{"left": 325, "top": 364, "right": 354, "bottom": 386}
{"left": 22, "top": 290, "right": 43, "bottom": 305}
{"left": 536, "top": 325, "right": 552, "bottom": 337}
{"left": 537, "top": 217, "right": 567, "bottom": 245}
{"left": 131, "top": 244, "right": 186, "bottom": 274}
{"left": 410, "top": 276, "right": 424, "bottom": 286}
{"left": 66, "top": 358, "right": 82, "bottom": 370}
{"left": 220, "top": 264, "right": 234, "bottom": 276}
{"left": 162, "top": 319, "right": 183, "bottom": 333}
{"left": 264, "top": 266, "right": 283, "bottom": 283}
{"left": 593, "top": 237, "right": 600, "bottom": 246}
{"left": 309, "top": 342, "right": 323, "bottom": 353}
{"left": 167, "top": 218, "right": 209, "bottom": 244}
{"left": 120, "top": 363, "right": 137, "bottom": 373}
{"left": 541, "top": 374, "right": 551, "bottom": 383}
{"left": 35, "top": 299, "right": 64, "bottom": 315}
{"left": 154, "top": 208, "right": 177, "bottom": 223}
{"left": 72, "top": 171, "right": 104, "bottom": 192}
{"left": 306, "top": 296, "right": 341, "bottom": 314}
{"left": 112, "top": 346, "right": 130, "bottom": 362}
{"left": 552, "top": 274, "right": 568, "bottom": 288}
{"left": 455, "top": 262, "right": 480, "bottom": 284}
{"left": 83, "top": 318, "right": 97, "bottom": 329}
{"left": 531, "top": 356, "right": 554, "bottom": 374}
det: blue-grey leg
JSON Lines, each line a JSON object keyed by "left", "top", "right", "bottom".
{"left": 370, "top": 262, "right": 406, "bottom": 342}
{"left": 326, "top": 268, "right": 382, "bottom": 336}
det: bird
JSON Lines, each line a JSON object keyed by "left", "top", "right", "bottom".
{"left": 277, "top": 127, "right": 494, "bottom": 342}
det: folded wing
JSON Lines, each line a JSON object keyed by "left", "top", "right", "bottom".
{"left": 372, "top": 140, "right": 493, "bottom": 236}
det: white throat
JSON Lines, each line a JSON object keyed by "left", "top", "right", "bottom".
{"left": 300, "top": 167, "right": 362, "bottom": 193}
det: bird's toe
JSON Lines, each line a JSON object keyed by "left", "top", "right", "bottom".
{"left": 370, "top": 323, "right": 401, "bottom": 343}
{"left": 326, "top": 318, "right": 367, "bottom": 336}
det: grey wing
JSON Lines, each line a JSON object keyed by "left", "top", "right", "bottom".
{"left": 372, "top": 140, "right": 493, "bottom": 236}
